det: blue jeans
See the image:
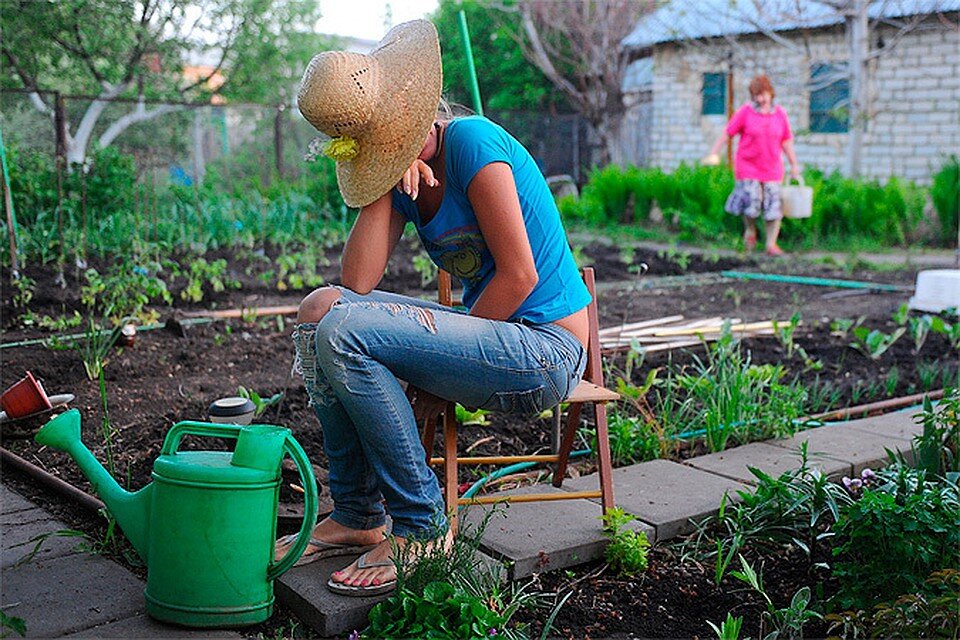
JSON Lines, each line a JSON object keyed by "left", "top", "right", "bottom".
{"left": 292, "top": 286, "right": 586, "bottom": 539}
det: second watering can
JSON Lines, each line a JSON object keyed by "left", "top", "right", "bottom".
{"left": 35, "top": 409, "right": 318, "bottom": 627}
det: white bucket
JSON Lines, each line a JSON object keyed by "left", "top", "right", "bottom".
{"left": 781, "top": 177, "right": 813, "bottom": 219}
{"left": 908, "top": 269, "right": 960, "bottom": 313}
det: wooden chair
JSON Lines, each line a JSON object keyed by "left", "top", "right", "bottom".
{"left": 421, "top": 266, "right": 619, "bottom": 531}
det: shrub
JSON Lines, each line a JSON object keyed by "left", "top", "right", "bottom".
{"left": 831, "top": 466, "right": 960, "bottom": 610}
{"left": 931, "top": 155, "right": 959, "bottom": 246}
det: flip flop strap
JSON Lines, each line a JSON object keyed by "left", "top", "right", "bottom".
{"left": 356, "top": 551, "right": 394, "bottom": 570}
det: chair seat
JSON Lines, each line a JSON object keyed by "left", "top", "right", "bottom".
{"left": 566, "top": 380, "right": 620, "bottom": 403}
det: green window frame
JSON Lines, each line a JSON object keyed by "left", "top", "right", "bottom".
{"left": 809, "top": 63, "right": 849, "bottom": 133}
{"left": 702, "top": 73, "right": 726, "bottom": 116}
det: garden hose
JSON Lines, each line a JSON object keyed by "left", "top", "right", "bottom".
{"left": 720, "top": 270, "right": 911, "bottom": 292}
{"left": 460, "top": 448, "right": 592, "bottom": 501}
{"left": 0, "top": 317, "right": 215, "bottom": 350}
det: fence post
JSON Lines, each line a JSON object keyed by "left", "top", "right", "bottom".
{"left": 0, "top": 128, "right": 20, "bottom": 278}
{"left": 274, "top": 104, "right": 285, "bottom": 182}
{"left": 54, "top": 92, "right": 67, "bottom": 285}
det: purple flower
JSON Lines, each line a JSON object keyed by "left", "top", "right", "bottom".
{"left": 842, "top": 476, "right": 863, "bottom": 494}
{"left": 488, "top": 629, "right": 499, "bottom": 637}
{"left": 860, "top": 468, "right": 876, "bottom": 484}
{"left": 348, "top": 631, "right": 360, "bottom": 640}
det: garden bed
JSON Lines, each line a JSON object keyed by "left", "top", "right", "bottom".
{"left": 2, "top": 237, "right": 956, "bottom": 636}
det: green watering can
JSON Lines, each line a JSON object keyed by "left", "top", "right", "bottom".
{"left": 35, "top": 409, "right": 318, "bottom": 628}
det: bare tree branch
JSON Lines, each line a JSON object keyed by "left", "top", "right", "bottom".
{"left": 97, "top": 98, "right": 183, "bottom": 149}
{"left": 1, "top": 47, "right": 53, "bottom": 116}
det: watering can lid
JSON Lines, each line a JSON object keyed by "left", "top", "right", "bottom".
{"left": 153, "top": 451, "right": 279, "bottom": 485}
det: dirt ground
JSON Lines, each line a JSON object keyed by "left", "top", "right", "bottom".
{"left": 1, "top": 236, "right": 955, "bottom": 637}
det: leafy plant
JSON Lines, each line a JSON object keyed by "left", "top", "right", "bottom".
{"left": 0, "top": 611, "right": 26, "bottom": 638}
{"left": 831, "top": 465, "right": 960, "bottom": 610}
{"left": 730, "top": 556, "right": 822, "bottom": 639}
{"left": 412, "top": 251, "right": 439, "bottom": 288}
{"left": 455, "top": 404, "right": 490, "bottom": 426}
{"left": 707, "top": 612, "right": 743, "bottom": 640}
{"left": 907, "top": 314, "right": 933, "bottom": 353}
{"left": 930, "top": 315, "right": 960, "bottom": 351}
{"left": 74, "top": 314, "right": 128, "bottom": 381}
{"left": 911, "top": 390, "right": 959, "bottom": 476}
{"left": 772, "top": 312, "right": 802, "bottom": 359}
{"left": 601, "top": 507, "right": 650, "bottom": 576}
{"left": 180, "top": 257, "right": 239, "bottom": 302}
{"left": 366, "top": 581, "right": 507, "bottom": 639}
{"left": 826, "top": 569, "right": 960, "bottom": 639}
{"left": 829, "top": 317, "right": 863, "bottom": 339}
{"left": 848, "top": 326, "right": 905, "bottom": 360}
{"left": 931, "top": 154, "right": 959, "bottom": 245}
{"left": 237, "top": 386, "right": 284, "bottom": 418}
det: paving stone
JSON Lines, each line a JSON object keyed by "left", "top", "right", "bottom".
{"left": 65, "top": 614, "right": 243, "bottom": 638}
{"left": 461, "top": 485, "right": 653, "bottom": 580}
{"left": 684, "top": 441, "right": 851, "bottom": 485}
{"left": 1, "top": 507, "right": 83, "bottom": 569}
{"left": 1, "top": 486, "right": 38, "bottom": 514}
{"left": 768, "top": 421, "right": 913, "bottom": 475}
{"left": 841, "top": 408, "right": 924, "bottom": 448}
{"left": 562, "top": 460, "right": 747, "bottom": 541}
{"left": 276, "top": 554, "right": 386, "bottom": 638}
{"left": 1, "top": 552, "right": 145, "bottom": 638}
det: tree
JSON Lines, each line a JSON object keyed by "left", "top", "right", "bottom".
{"left": 1, "top": 0, "right": 324, "bottom": 167}
{"left": 640, "top": 0, "right": 951, "bottom": 177}
{"left": 431, "top": 0, "right": 558, "bottom": 112}
{"left": 492, "top": 0, "right": 655, "bottom": 166}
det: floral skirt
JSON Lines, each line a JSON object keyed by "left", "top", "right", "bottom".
{"left": 725, "top": 180, "right": 782, "bottom": 221}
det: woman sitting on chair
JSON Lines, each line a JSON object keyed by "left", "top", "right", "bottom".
{"left": 275, "top": 20, "right": 590, "bottom": 597}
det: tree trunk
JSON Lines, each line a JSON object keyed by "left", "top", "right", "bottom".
{"left": 845, "top": 0, "right": 869, "bottom": 178}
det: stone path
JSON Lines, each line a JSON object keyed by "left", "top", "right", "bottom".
{"left": 1, "top": 407, "right": 923, "bottom": 638}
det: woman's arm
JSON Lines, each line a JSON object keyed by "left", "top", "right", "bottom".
{"left": 782, "top": 138, "right": 800, "bottom": 180}
{"left": 340, "top": 192, "right": 406, "bottom": 294}
{"left": 465, "top": 162, "right": 538, "bottom": 320}
{"left": 708, "top": 130, "right": 730, "bottom": 157}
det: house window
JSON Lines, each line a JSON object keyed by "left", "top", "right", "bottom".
{"left": 702, "top": 72, "right": 726, "bottom": 115}
{"left": 809, "top": 63, "right": 849, "bottom": 133}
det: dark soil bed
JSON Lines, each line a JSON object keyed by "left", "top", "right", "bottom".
{"left": 2, "top": 237, "right": 954, "bottom": 636}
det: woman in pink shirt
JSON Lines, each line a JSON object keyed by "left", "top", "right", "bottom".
{"left": 706, "top": 75, "right": 799, "bottom": 256}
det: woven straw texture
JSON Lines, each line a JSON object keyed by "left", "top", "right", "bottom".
{"left": 297, "top": 20, "right": 442, "bottom": 208}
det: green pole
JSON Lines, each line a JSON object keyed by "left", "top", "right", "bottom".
{"left": 0, "top": 127, "right": 20, "bottom": 276}
{"left": 457, "top": 9, "right": 483, "bottom": 116}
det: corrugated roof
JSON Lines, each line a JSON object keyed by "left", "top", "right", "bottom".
{"left": 623, "top": 0, "right": 960, "bottom": 49}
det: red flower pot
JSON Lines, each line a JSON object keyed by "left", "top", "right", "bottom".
{"left": 1, "top": 372, "right": 52, "bottom": 419}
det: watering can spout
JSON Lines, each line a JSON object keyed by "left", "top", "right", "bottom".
{"left": 35, "top": 409, "right": 151, "bottom": 561}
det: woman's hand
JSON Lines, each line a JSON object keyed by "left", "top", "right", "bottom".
{"left": 397, "top": 159, "right": 437, "bottom": 201}
{"left": 406, "top": 384, "right": 448, "bottom": 427}
{"left": 790, "top": 165, "right": 801, "bottom": 181}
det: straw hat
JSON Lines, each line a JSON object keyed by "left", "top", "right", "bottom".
{"left": 298, "top": 20, "right": 442, "bottom": 208}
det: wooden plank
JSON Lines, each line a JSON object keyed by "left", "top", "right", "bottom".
{"left": 598, "top": 315, "right": 685, "bottom": 336}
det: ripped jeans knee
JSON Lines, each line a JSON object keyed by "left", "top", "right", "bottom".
{"left": 291, "top": 322, "right": 336, "bottom": 407}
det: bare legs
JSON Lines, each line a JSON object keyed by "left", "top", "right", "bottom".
{"left": 742, "top": 216, "right": 784, "bottom": 256}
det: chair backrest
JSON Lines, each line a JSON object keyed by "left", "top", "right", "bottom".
{"left": 437, "top": 266, "right": 603, "bottom": 386}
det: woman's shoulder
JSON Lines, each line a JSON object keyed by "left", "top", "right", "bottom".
{"left": 448, "top": 115, "right": 502, "bottom": 141}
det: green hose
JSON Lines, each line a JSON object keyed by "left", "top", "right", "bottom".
{"left": 0, "top": 317, "right": 215, "bottom": 350}
{"left": 720, "top": 270, "right": 910, "bottom": 292}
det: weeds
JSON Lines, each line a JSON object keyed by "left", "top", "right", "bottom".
{"left": 730, "top": 555, "right": 822, "bottom": 638}
{"left": 849, "top": 326, "right": 905, "bottom": 360}
{"left": 601, "top": 507, "right": 650, "bottom": 576}
{"left": 238, "top": 386, "right": 284, "bottom": 418}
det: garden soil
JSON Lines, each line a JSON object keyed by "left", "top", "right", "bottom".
{"left": 1, "top": 237, "right": 954, "bottom": 638}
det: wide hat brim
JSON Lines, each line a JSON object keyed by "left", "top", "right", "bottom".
{"left": 302, "top": 20, "right": 442, "bottom": 208}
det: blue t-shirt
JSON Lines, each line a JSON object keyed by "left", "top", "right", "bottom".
{"left": 391, "top": 116, "right": 590, "bottom": 324}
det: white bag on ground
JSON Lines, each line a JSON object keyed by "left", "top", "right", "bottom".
{"left": 781, "top": 176, "right": 813, "bottom": 219}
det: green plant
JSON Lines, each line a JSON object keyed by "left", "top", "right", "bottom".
{"left": 891, "top": 303, "right": 911, "bottom": 326}
{"left": 707, "top": 612, "right": 743, "bottom": 640}
{"left": 907, "top": 314, "right": 933, "bottom": 354}
{"left": 657, "top": 247, "right": 692, "bottom": 271}
{"left": 237, "top": 386, "right": 284, "bottom": 418}
{"left": 730, "top": 556, "right": 822, "bottom": 639}
{"left": 831, "top": 465, "right": 960, "bottom": 610}
{"left": 931, "top": 155, "right": 959, "bottom": 245}
{"left": 825, "top": 568, "right": 960, "bottom": 639}
{"left": 772, "top": 312, "right": 802, "bottom": 359}
{"left": 180, "top": 257, "right": 239, "bottom": 302}
{"left": 455, "top": 404, "right": 490, "bottom": 426}
{"left": 411, "top": 250, "right": 439, "bottom": 288}
{"left": 829, "top": 317, "right": 863, "bottom": 339}
{"left": 600, "top": 507, "right": 650, "bottom": 576}
{"left": 884, "top": 365, "right": 900, "bottom": 397}
{"left": 849, "top": 326, "right": 905, "bottom": 360}
{"left": 911, "top": 390, "right": 959, "bottom": 476}
{"left": 10, "top": 275, "right": 35, "bottom": 310}
{"left": 74, "top": 314, "right": 128, "bottom": 381}
{"left": 930, "top": 315, "right": 960, "bottom": 351}
{"left": 366, "top": 581, "right": 507, "bottom": 639}
{"left": 0, "top": 611, "right": 26, "bottom": 638}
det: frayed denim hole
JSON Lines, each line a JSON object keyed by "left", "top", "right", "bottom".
{"left": 353, "top": 301, "right": 438, "bottom": 333}
{"left": 292, "top": 323, "right": 335, "bottom": 407}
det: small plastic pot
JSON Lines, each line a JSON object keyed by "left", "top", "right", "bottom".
{"left": 1, "top": 372, "right": 52, "bottom": 419}
{"left": 208, "top": 397, "right": 256, "bottom": 425}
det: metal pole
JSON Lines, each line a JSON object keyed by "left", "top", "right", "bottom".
{"left": 54, "top": 93, "right": 67, "bottom": 285}
{"left": 457, "top": 10, "right": 483, "bottom": 116}
{"left": 0, "top": 127, "right": 20, "bottom": 278}
{"left": 274, "top": 104, "right": 285, "bottom": 181}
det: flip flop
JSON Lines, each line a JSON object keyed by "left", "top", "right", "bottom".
{"left": 326, "top": 551, "right": 397, "bottom": 597}
{"left": 275, "top": 534, "right": 378, "bottom": 567}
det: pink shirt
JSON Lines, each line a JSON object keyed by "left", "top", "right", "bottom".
{"left": 726, "top": 103, "right": 793, "bottom": 182}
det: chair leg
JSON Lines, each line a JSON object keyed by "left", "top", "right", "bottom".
{"left": 593, "top": 402, "right": 616, "bottom": 514}
{"left": 443, "top": 401, "right": 459, "bottom": 534}
{"left": 421, "top": 418, "right": 437, "bottom": 465}
{"left": 552, "top": 402, "right": 583, "bottom": 488}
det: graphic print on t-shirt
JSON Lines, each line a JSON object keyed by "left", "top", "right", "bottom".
{"left": 422, "top": 225, "right": 488, "bottom": 285}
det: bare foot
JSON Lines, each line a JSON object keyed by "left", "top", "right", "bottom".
{"left": 743, "top": 232, "right": 757, "bottom": 252}
{"left": 329, "top": 530, "right": 454, "bottom": 589}
{"left": 765, "top": 245, "right": 785, "bottom": 257}
{"left": 274, "top": 517, "right": 386, "bottom": 562}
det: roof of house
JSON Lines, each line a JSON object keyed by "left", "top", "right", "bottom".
{"left": 623, "top": 0, "right": 960, "bottom": 49}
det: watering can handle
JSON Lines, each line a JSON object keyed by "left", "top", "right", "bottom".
{"left": 267, "top": 435, "right": 319, "bottom": 580}
{"left": 160, "top": 421, "right": 244, "bottom": 455}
